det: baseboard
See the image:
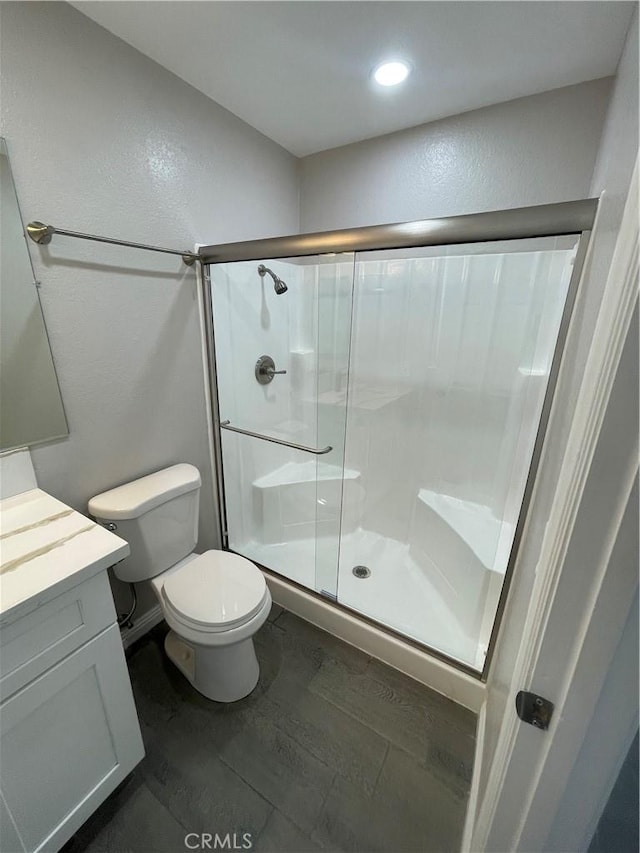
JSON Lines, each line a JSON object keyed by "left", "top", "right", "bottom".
{"left": 265, "top": 572, "right": 485, "bottom": 713}
{"left": 120, "top": 604, "right": 164, "bottom": 649}
{"left": 461, "top": 700, "right": 487, "bottom": 851}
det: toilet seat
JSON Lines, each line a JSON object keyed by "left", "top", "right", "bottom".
{"left": 161, "top": 550, "right": 268, "bottom": 634}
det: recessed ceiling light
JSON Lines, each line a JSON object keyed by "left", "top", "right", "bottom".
{"left": 373, "top": 60, "right": 410, "bottom": 87}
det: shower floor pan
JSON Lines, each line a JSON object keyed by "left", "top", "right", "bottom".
{"left": 235, "top": 526, "right": 493, "bottom": 671}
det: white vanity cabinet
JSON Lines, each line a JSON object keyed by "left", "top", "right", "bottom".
{"left": 0, "top": 488, "right": 145, "bottom": 853}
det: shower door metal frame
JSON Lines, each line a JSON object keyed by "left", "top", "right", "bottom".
{"left": 199, "top": 198, "right": 597, "bottom": 680}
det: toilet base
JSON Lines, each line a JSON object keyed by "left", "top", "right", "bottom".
{"left": 164, "top": 629, "right": 260, "bottom": 703}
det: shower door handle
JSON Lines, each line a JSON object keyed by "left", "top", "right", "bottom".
{"left": 219, "top": 420, "right": 333, "bottom": 455}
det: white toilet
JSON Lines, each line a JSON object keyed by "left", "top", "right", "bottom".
{"left": 88, "top": 463, "right": 271, "bottom": 702}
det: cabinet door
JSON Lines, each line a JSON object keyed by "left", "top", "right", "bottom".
{"left": 0, "top": 624, "right": 144, "bottom": 853}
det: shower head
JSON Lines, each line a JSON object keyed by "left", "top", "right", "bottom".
{"left": 273, "top": 277, "right": 288, "bottom": 296}
{"left": 258, "top": 264, "right": 288, "bottom": 295}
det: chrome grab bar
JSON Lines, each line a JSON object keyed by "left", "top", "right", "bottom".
{"left": 219, "top": 420, "right": 333, "bottom": 455}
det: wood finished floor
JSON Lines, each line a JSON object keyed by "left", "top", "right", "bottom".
{"left": 64, "top": 606, "right": 476, "bottom": 853}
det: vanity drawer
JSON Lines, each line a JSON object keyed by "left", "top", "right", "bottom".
{"left": 0, "top": 571, "right": 116, "bottom": 700}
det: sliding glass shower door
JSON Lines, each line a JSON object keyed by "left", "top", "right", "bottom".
{"left": 209, "top": 254, "right": 354, "bottom": 598}
{"left": 339, "top": 237, "right": 578, "bottom": 669}
{"left": 207, "top": 225, "right": 583, "bottom": 673}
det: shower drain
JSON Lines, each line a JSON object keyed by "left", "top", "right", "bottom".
{"left": 352, "top": 565, "right": 371, "bottom": 579}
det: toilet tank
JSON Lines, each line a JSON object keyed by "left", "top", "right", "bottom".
{"left": 88, "top": 464, "right": 202, "bottom": 583}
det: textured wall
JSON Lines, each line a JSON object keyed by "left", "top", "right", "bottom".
{"left": 299, "top": 79, "right": 611, "bottom": 232}
{"left": 0, "top": 2, "right": 299, "bottom": 613}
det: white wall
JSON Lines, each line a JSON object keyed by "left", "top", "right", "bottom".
{"left": 299, "top": 79, "right": 612, "bottom": 232}
{"left": 476, "top": 7, "right": 638, "bottom": 838}
{"left": 0, "top": 1, "right": 299, "bottom": 615}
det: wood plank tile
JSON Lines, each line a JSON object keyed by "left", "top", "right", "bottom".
{"left": 309, "top": 656, "right": 436, "bottom": 757}
{"left": 218, "top": 710, "right": 335, "bottom": 834}
{"left": 267, "top": 603, "right": 284, "bottom": 622}
{"left": 366, "top": 658, "right": 476, "bottom": 733}
{"left": 141, "top": 730, "right": 272, "bottom": 840}
{"left": 366, "top": 658, "right": 476, "bottom": 792}
{"left": 250, "top": 689, "right": 389, "bottom": 796}
{"left": 275, "top": 611, "right": 370, "bottom": 675}
{"left": 313, "top": 746, "right": 467, "bottom": 853}
{"left": 309, "top": 655, "right": 475, "bottom": 793}
{"left": 255, "top": 809, "right": 324, "bottom": 852}
{"left": 75, "top": 781, "right": 189, "bottom": 853}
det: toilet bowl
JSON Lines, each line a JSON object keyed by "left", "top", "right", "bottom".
{"left": 152, "top": 550, "right": 271, "bottom": 701}
{"left": 88, "top": 463, "right": 271, "bottom": 702}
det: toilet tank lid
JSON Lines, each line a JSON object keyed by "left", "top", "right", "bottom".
{"left": 88, "top": 464, "right": 201, "bottom": 520}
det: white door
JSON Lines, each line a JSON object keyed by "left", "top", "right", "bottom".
{"left": 469, "top": 159, "right": 639, "bottom": 851}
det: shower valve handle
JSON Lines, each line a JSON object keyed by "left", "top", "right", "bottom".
{"left": 255, "top": 354, "right": 286, "bottom": 384}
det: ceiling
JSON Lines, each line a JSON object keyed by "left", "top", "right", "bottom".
{"left": 71, "top": 1, "right": 635, "bottom": 157}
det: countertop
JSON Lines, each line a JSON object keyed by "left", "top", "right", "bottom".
{"left": 0, "top": 488, "right": 129, "bottom": 622}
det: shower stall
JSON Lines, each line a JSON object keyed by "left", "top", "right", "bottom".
{"left": 199, "top": 200, "right": 596, "bottom": 676}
